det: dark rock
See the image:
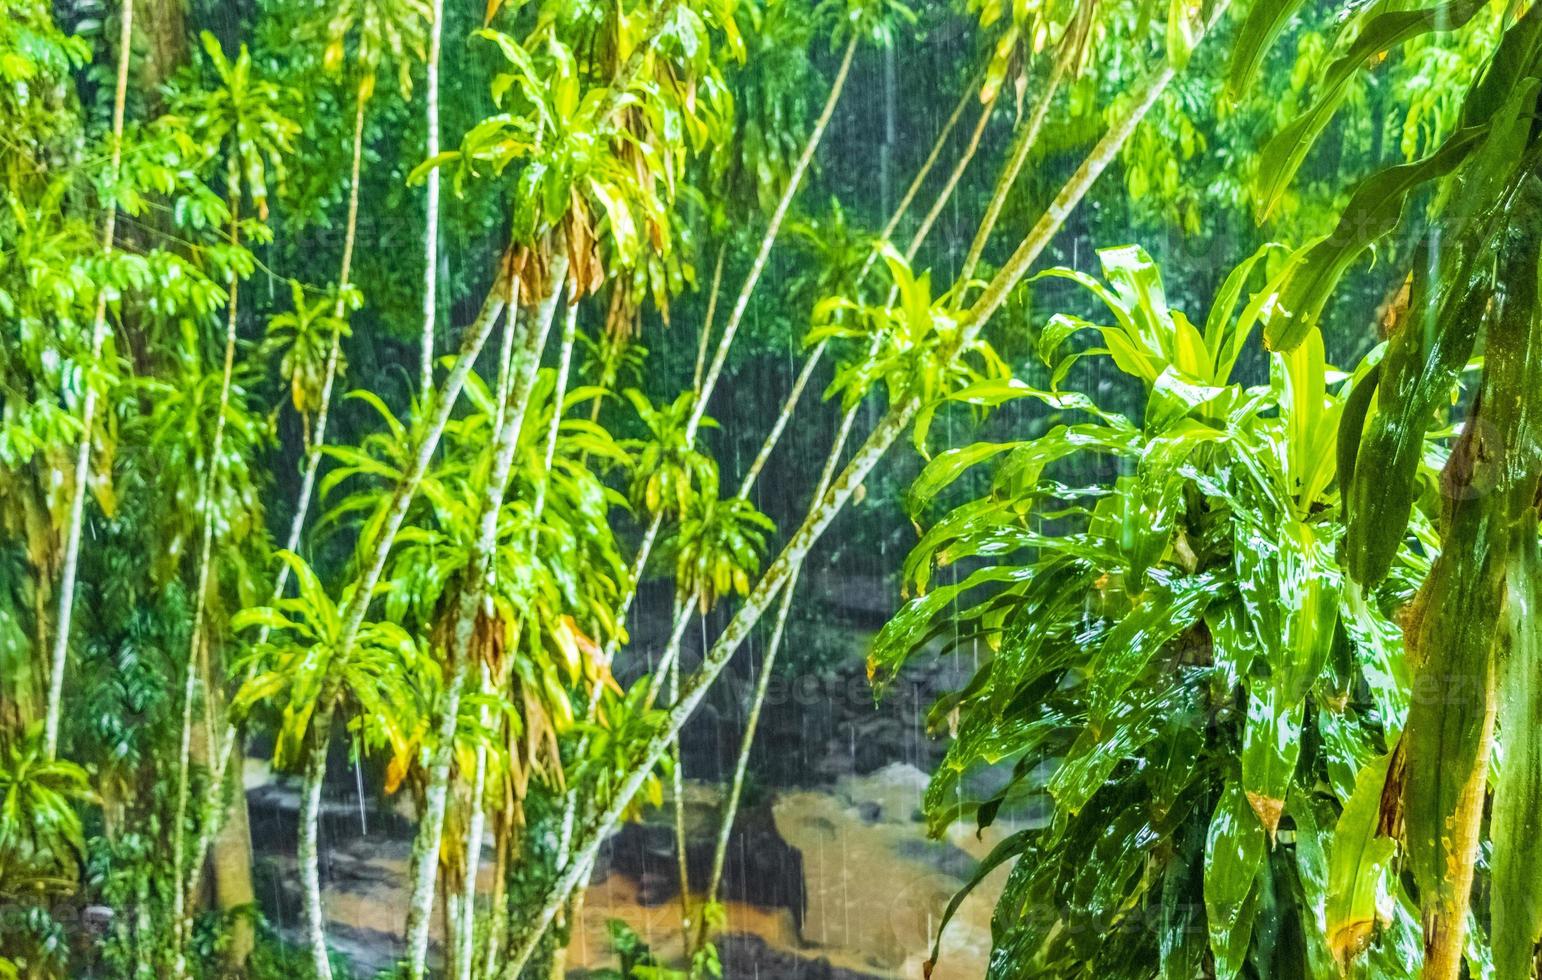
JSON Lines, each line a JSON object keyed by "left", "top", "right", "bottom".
{"left": 716, "top": 933, "right": 888, "bottom": 980}
{"left": 601, "top": 799, "right": 806, "bottom": 933}
{"left": 895, "top": 837, "right": 978, "bottom": 880}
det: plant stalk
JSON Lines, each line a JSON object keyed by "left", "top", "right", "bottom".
{"left": 420, "top": 0, "right": 444, "bottom": 395}
{"left": 402, "top": 252, "right": 570, "bottom": 979}
{"left": 45, "top": 0, "right": 134, "bottom": 759}
{"left": 297, "top": 255, "right": 520, "bottom": 980}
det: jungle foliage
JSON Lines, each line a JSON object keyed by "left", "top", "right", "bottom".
{"left": 0, "top": 0, "right": 1534, "bottom": 978}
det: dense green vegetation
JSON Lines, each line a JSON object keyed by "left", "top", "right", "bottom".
{"left": 1, "top": 0, "right": 1537, "bottom": 978}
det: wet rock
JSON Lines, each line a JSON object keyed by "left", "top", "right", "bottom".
{"left": 715, "top": 933, "right": 889, "bottom": 980}
{"left": 601, "top": 795, "right": 807, "bottom": 933}
{"left": 895, "top": 837, "right": 979, "bottom": 880}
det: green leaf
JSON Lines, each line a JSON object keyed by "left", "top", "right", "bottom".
{"left": 1326, "top": 750, "right": 1397, "bottom": 973}
{"left": 923, "top": 829, "right": 1034, "bottom": 976}
{"left": 1088, "top": 571, "right": 1219, "bottom": 720}
{"left": 1204, "top": 780, "right": 1265, "bottom": 980}
{"left": 1491, "top": 448, "right": 1542, "bottom": 980}
{"left": 1263, "top": 126, "right": 1484, "bottom": 351}
{"left": 1239, "top": 687, "right": 1303, "bottom": 840}
{"left": 1225, "top": 0, "right": 1306, "bottom": 97}
{"left": 1252, "top": 0, "right": 1489, "bottom": 220}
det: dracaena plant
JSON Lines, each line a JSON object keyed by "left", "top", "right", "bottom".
{"left": 811, "top": 246, "right": 1011, "bottom": 455}
{"left": 1232, "top": 5, "right": 1542, "bottom": 977}
{"left": 871, "top": 245, "right": 1435, "bottom": 979}
{"left": 262, "top": 279, "right": 359, "bottom": 447}
{"left": 0, "top": 724, "right": 93, "bottom": 899}
{"left": 231, "top": 551, "right": 428, "bottom": 773}
{"left": 377, "top": 366, "right": 631, "bottom": 807}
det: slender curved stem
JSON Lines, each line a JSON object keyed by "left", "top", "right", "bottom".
{"left": 958, "top": 38, "right": 1073, "bottom": 286}
{"left": 903, "top": 88, "right": 998, "bottom": 263}
{"left": 45, "top": 0, "right": 134, "bottom": 759}
{"left": 692, "top": 242, "right": 727, "bottom": 395}
{"left": 420, "top": 0, "right": 444, "bottom": 395}
{"left": 685, "top": 34, "right": 858, "bottom": 444}
{"left": 403, "top": 253, "right": 569, "bottom": 980}
{"left": 172, "top": 162, "right": 243, "bottom": 980}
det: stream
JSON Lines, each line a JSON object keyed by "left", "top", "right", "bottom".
{"left": 247, "top": 761, "right": 1016, "bottom": 979}
{"left": 245, "top": 584, "right": 1020, "bottom": 978}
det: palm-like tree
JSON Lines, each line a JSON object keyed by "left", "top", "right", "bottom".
{"left": 280, "top": 0, "right": 429, "bottom": 595}
{"left": 622, "top": 389, "right": 719, "bottom": 522}
{"left": 230, "top": 551, "right": 426, "bottom": 946}
{"left": 264, "top": 279, "right": 358, "bottom": 449}
{"left": 377, "top": 365, "right": 630, "bottom": 975}
{"left": 233, "top": 551, "right": 426, "bottom": 771}
{"left": 159, "top": 33, "right": 297, "bottom": 972}
{"left": 170, "top": 32, "right": 298, "bottom": 223}
{"left": 669, "top": 495, "right": 774, "bottom": 616}
{"left": 321, "top": 0, "right": 429, "bottom": 104}
{"left": 39, "top": 0, "right": 132, "bottom": 761}
{"left": 652, "top": 488, "right": 772, "bottom": 953}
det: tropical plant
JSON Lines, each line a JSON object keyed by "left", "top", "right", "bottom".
{"left": 0, "top": 724, "right": 94, "bottom": 898}
{"left": 264, "top": 280, "right": 359, "bottom": 446}
{"left": 233, "top": 551, "right": 426, "bottom": 777}
{"left": 1231, "top": 4, "right": 1542, "bottom": 976}
{"left": 872, "top": 245, "right": 1430, "bottom": 979}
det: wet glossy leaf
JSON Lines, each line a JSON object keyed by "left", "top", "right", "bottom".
{"left": 1204, "top": 780, "right": 1265, "bottom": 980}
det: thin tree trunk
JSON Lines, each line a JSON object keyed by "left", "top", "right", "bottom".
{"left": 696, "top": 338, "right": 870, "bottom": 952}
{"left": 455, "top": 663, "right": 492, "bottom": 980}
{"left": 420, "top": 0, "right": 444, "bottom": 395}
{"left": 544, "top": 33, "right": 860, "bottom": 891}
{"left": 186, "top": 87, "right": 374, "bottom": 975}
{"left": 482, "top": 778, "right": 514, "bottom": 980}
{"left": 204, "top": 75, "right": 372, "bottom": 980}
{"left": 548, "top": 508, "right": 664, "bottom": 889}
{"left": 280, "top": 84, "right": 367, "bottom": 590}
{"left": 696, "top": 572, "right": 795, "bottom": 952}
{"left": 736, "top": 60, "right": 985, "bottom": 502}
{"left": 902, "top": 87, "right": 998, "bottom": 263}
{"left": 685, "top": 34, "right": 858, "bottom": 443}
{"left": 957, "top": 47, "right": 1070, "bottom": 285}
{"left": 865, "top": 75, "right": 974, "bottom": 276}
{"left": 299, "top": 257, "right": 520, "bottom": 980}
{"left": 297, "top": 697, "right": 336, "bottom": 979}
{"left": 403, "top": 253, "right": 570, "bottom": 980}
{"left": 172, "top": 163, "right": 243, "bottom": 980}
{"left": 642, "top": 598, "right": 694, "bottom": 713}
{"left": 504, "top": 10, "right": 1234, "bottom": 961}
{"left": 734, "top": 343, "right": 825, "bottom": 499}
{"left": 692, "top": 243, "right": 727, "bottom": 395}
{"left": 44, "top": 0, "right": 134, "bottom": 760}
{"left": 444, "top": 878, "right": 463, "bottom": 980}
{"left": 668, "top": 653, "right": 693, "bottom": 955}
{"left": 533, "top": 298, "right": 579, "bottom": 518}
{"left": 274, "top": 83, "right": 366, "bottom": 578}
{"left": 464, "top": 283, "right": 577, "bottom": 980}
